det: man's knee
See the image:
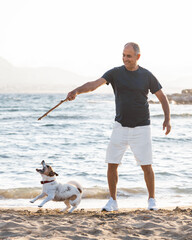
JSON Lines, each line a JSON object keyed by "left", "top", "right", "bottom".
{"left": 141, "top": 164, "right": 154, "bottom": 174}
{"left": 108, "top": 163, "right": 119, "bottom": 171}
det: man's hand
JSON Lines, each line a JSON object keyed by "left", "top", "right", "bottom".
{"left": 163, "top": 119, "right": 171, "bottom": 135}
{"left": 66, "top": 90, "right": 78, "bottom": 101}
{"left": 155, "top": 90, "right": 171, "bottom": 135}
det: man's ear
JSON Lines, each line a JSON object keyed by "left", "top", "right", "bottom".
{"left": 137, "top": 54, "right": 141, "bottom": 60}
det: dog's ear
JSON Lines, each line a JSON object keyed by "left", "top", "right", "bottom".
{"left": 49, "top": 171, "right": 58, "bottom": 177}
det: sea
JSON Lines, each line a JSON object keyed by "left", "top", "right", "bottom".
{"left": 0, "top": 93, "right": 192, "bottom": 210}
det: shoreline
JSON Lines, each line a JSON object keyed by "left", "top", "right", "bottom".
{"left": 1, "top": 206, "right": 192, "bottom": 239}
{"left": 1, "top": 204, "right": 192, "bottom": 211}
{"left": 1, "top": 197, "right": 192, "bottom": 211}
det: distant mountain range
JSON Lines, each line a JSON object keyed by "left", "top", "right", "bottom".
{"left": 0, "top": 57, "right": 90, "bottom": 93}
{"left": 1, "top": 57, "right": 191, "bottom": 95}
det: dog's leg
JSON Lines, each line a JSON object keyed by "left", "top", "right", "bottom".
{"left": 68, "top": 196, "right": 81, "bottom": 213}
{"left": 68, "top": 205, "right": 77, "bottom": 213}
{"left": 61, "top": 200, "right": 71, "bottom": 212}
{"left": 38, "top": 194, "right": 54, "bottom": 207}
{"left": 30, "top": 193, "right": 46, "bottom": 203}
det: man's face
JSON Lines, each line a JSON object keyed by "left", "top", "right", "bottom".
{"left": 122, "top": 45, "right": 140, "bottom": 70}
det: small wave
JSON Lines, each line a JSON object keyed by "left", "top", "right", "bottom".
{"left": 171, "top": 113, "right": 192, "bottom": 118}
{"left": 171, "top": 187, "right": 192, "bottom": 194}
{"left": 0, "top": 188, "right": 42, "bottom": 199}
{"left": 0, "top": 186, "right": 146, "bottom": 200}
{"left": 42, "top": 124, "right": 55, "bottom": 127}
{"left": 153, "top": 137, "right": 192, "bottom": 143}
{"left": 152, "top": 113, "right": 192, "bottom": 118}
{"left": 156, "top": 172, "right": 179, "bottom": 177}
{"left": 87, "top": 100, "right": 114, "bottom": 104}
{"left": 47, "top": 115, "right": 90, "bottom": 120}
{"left": 0, "top": 154, "right": 10, "bottom": 159}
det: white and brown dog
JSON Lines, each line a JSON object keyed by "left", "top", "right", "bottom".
{"left": 30, "top": 160, "right": 83, "bottom": 213}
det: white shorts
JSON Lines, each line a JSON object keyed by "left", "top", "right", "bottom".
{"left": 106, "top": 121, "right": 153, "bottom": 166}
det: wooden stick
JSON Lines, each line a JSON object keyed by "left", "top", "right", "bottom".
{"left": 38, "top": 98, "right": 68, "bottom": 120}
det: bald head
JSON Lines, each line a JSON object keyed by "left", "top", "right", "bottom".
{"left": 124, "top": 42, "right": 140, "bottom": 55}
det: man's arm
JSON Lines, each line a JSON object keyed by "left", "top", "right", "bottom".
{"left": 66, "top": 78, "right": 107, "bottom": 101}
{"left": 155, "top": 89, "right": 171, "bottom": 135}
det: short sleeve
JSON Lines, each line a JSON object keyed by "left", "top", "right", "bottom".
{"left": 101, "top": 68, "right": 115, "bottom": 85}
{"left": 149, "top": 72, "right": 162, "bottom": 94}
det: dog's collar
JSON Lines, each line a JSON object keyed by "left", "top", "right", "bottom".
{"left": 40, "top": 180, "right": 55, "bottom": 184}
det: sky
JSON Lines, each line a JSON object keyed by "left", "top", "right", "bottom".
{"left": 0, "top": 0, "right": 192, "bottom": 92}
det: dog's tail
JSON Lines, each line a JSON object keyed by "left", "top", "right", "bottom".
{"left": 67, "top": 180, "right": 83, "bottom": 194}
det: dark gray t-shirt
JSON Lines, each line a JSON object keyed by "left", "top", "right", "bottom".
{"left": 102, "top": 65, "right": 162, "bottom": 127}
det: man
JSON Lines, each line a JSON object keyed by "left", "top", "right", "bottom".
{"left": 66, "top": 42, "right": 171, "bottom": 211}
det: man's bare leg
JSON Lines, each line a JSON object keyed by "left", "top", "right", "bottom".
{"left": 107, "top": 163, "right": 119, "bottom": 200}
{"left": 141, "top": 164, "right": 155, "bottom": 199}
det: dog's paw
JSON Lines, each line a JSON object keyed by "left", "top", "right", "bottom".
{"left": 68, "top": 208, "right": 76, "bottom": 213}
{"left": 60, "top": 208, "right": 69, "bottom": 212}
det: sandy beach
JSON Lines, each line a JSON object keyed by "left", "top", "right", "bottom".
{"left": 1, "top": 207, "right": 192, "bottom": 240}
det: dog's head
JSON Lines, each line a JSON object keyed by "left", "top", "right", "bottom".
{"left": 36, "top": 160, "right": 58, "bottom": 177}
